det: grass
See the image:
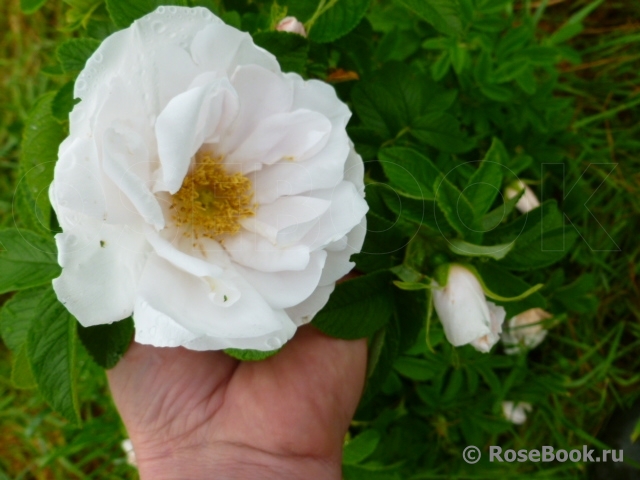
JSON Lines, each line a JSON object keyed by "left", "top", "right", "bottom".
{"left": 1, "top": 0, "right": 640, "bottom": 478}
{"left": 0, "top": 1, "right": 138, "bottom": 478}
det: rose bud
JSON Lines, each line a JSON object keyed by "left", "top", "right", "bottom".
{"left": 432, "top": 264, "right": 506, "bottom": 353}
{"left": 502, "top": 308, "right": 552, "bottom": 355}
{"left": 505, "top": 180, "right": 540, "bottom": 213}
{"left": 276, "top": 16, "right": 307, "bottom": 37}
{"left": 502, "top": 401, "right": 532, "bottom": 425}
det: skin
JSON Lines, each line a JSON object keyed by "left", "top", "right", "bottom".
{"left": 107, "top": 325, "right": 368, "bottom": 480}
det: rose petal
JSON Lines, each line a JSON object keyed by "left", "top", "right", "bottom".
{"left": 53, "top": 215, "right": 148, "bottom": 326}
{"left": 240, "top": 195, "right": 330, "bottom": 246}
{"left": 223, "top": 230, "right": 311, "bottom": 272}
{"left": 103, "top": 124, "right": 165, "bottom": 228}
{"left": 156, "top": 78, "right": 239, "bottom": 193}
{"left": 301, "top": 181, "right": 369, "bottom": 251}
{"left": 219, "top": 65, "right": 293, "bottom": 156}
{"left": 227, "top": 109, "right": 331, "bottom": 169}
{"left": 136, "top": 254, "right": 294, "bottom": 345}
{"left": 236, "top": 250, "right": 327, "bottom": 309}
{"left": 285, "top": 284, "right": 335, "bottom": 326}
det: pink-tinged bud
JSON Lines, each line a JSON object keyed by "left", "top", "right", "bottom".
{"left": 502, "top": 308, "right": 552, "bottom": 355}
{"left": 502, "top": 401, "right": 532, "bottom": 425}
{"left": 276, "top": 16, "right": 307, "bottom": 37}
{"left": 432, "top": 264, "right": 506, "bottom": 353}
{"left": 505, "top": 180, "right": 540, "bottom": 213}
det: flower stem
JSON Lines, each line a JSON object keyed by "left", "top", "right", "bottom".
{"left": 305, "top": 0, "right": 340, "bottom": 33}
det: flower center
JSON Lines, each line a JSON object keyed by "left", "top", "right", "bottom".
{"left": 170, "top": 153, "right": 255, "bottom": 239}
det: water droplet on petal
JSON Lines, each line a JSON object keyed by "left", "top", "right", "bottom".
{"left": 93, "top": 52, "right": 103, "bottom": 63}
{"left": 76, "top": 79, "right": 87, "bottom": 92}
{"left": 168, "top": 6, "right": 177, "bottom": 14}
{"left": 152, "top": 21, "right": 166, "bottom": 34}
{"left": 266, "top": 337, "right": 282, "bottom": 350}
{"left": 157, "top": 6, "right": 166, "bottom": 14}
{"left": 200, "top": 9, "right": 211, "bottom": 18}
{"left": 67, "top": 234, "right": 78, "bottom": 247}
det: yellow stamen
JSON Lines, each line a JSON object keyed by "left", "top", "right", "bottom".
{"left": 170, "top": 153, "right": 255, "bottom": 239}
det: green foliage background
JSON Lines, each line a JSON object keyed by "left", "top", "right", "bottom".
{"left": 1, "top": 0, "right": 640, "bottom": 478}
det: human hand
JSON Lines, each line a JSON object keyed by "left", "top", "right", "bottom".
{"left": 107, "top": 325, "right": 368, "bottom": 480}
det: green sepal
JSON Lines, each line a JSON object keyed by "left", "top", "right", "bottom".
{"left": 462, "top": 263, "right": 544, "bottom": 302}
{"left": 224, "top": 348, "right": 281, "bottom": 361}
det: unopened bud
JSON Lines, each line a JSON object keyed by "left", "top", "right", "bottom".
{"left": 276, "top": 16, "right": 307, "bottom": 37}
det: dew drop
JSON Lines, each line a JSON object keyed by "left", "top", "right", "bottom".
{"left": 93, "top": 52, "right": 103, "bottom": 63}
{"left": 76, "top": 79, "right": 87, "bottom": 92}
{"left": 152, "top": 21, "right": 166, "bottom": 34}
{"left": 168, "top": 6, "right": 177, "bottom": 14}
{"left": 200, "top": 9, "right": 211, "bottom": 18}
{"left": 157, "top": 6, "right": 166, "bottom": 14}
{"left": 67, "top": 234, "right": 78, "bottom": 247}
{"left": 266, "top": 337, "right": 282, "bottom": 350}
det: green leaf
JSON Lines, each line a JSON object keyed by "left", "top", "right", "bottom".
{"left": 77, "top": 318, "right": 134, "bottom": 369}
{"left": 473, "top": 263, "right": 546, "bottom": 318}
{"left": 553, "top": 274, "right": 599, "bottom": 314}
{"left": 396, "top": 0, "right": 463, "bottom": 36}
{"left": 0, "top": 230, "right": 60, "bottom": 295}
{"left": 11, "top": 345, "right": 38, "bottom": 389}
{"left": 411, "top": 112, "right": 474, "bottom": 153}
{"left": 394, "top": 288, "right": 427, "bottom": 352}
{"left": 480, "top": 84, "right": 513, "bottom": 102}
{"left": 57, "top": 38, "right": 101, "bottom": 73}
{"left": 52, "top": 81, "right": 80, "bottom": 121}
{"left": 20, "top": 92, "right": 66, "bottom": 231}
{"left": 352, "top": 62, "right": 437, "bottom": 139}
{"left": 12, "top": 180, "right": 47, "bottom": 235}
{"left": 493, "top": 59, "right": 530, "bottom": 83}
{"left": 63, "top": 0, "right": 104, "bottom": 29}
{"left": 481, "top": 188, "right": 523, "bottom": 230}
{"left": 106, "top": 0, "right": 188, "bottom": 29}
{"left": 27, "top": 287, "right": 80, "bottom": 425}
{"left": 548, "top": 0, "right": 603, "bottom": 45}
{"left": 343, "top": 429, "right": 381, "bottom": 465}
{"left": 20, "top": 0, "right": 47, "bottom": 14}
{"left": 252, "top": 31, "right": 309, "bottom": 75}
{"left": 379, "top": 147, "right": 441, "bottom": 200}
{"left": 313, "top": 271, "right": 394, "bottom": 339}
{"left": 0, "top": 286, "right": 49, "bottom": 352}
{"left": 224, "top": 348, "right": 281, "bottom": 361}
{"left": 394, "top": 356, "right": 436, "bottom": 381}
{"left": 308, "top": 0, "right": 371, "bottom": 44}
{"left": 359, "top": 317, "right": 400, "bottom": 405}
{"left": 465, "top": 138, "right": 507, "bottom": 217}
{"left": 433, "top": 175, "right": 480, "bottom": 243}
{"left": 449, "top": 239, "right": 513, "bottom": 260}
{"left": 488, "top": 200, "right": 578, "bottom": 270}
{"left": 431, "top": 51, "right": 450, "bottom": 81}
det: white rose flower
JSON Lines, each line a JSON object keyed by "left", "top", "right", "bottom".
{"left": 432, "top": 264, "right": 506, "bottom": 353}
{"left": 49, "top": 6, "right": 368, "bottom": 351}
{"left": 505, "top": 180, "right": 540, "bottom": 213}
{"left": 276, "top": 16, "right": 307, "bottom": 37}
{"left": 502, "top": 401, "right": 532, "bottom": 425}
{"left": 502, "top": 308, "right": 552, "bottom": 355}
